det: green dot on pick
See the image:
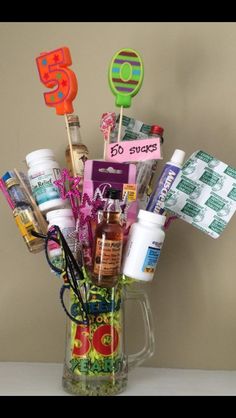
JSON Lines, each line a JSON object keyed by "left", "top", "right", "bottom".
{"left": 56, "top": 73, "right": 62, "bottom": 79}
{"left": 50, "top": 95, "right": 55, "bottom": 102}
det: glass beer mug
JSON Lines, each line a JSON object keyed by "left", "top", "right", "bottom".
{"left": 62, "top": 282, "right": 155, "bottom": 396}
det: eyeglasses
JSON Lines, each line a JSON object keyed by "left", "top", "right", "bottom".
{"left": 32, "top": 225, "right": 89, "bottom": 325}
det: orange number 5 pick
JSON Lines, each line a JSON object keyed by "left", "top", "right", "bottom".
{"left": 36, "top": 46, "right": 78, "bottom": 115}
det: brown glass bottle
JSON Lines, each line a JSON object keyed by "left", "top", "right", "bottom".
{"left": 91, "top": 189, "right": 123, "bottom": 288}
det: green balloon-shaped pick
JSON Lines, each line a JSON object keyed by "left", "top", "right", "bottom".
{"left": 108, "top": 48, "right": 144, "bottom": 108}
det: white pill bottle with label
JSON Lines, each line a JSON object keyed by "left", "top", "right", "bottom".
{"left": 46, "top": 208, "right": 76, "bottom": 272}
{"left": 122, "top": 209, "right": 166, "bottom": 282}
{"left": 26, "top": 149, "right": 64, "bottom": 214}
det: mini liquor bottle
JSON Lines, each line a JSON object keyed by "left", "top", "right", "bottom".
{"left": 2, "top": 171, "right": 44, "bottom": 253}
{"left": 65, "top": 114, "right": 89, "bottom": 188}
{"left": 91, "top": 188, "right": 123, "bottom": 288}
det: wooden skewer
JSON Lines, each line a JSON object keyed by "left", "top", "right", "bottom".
{"left": 64, "top": 113, "right": 76, "bottom": 177}
{"left": 117, "top": 106, "right": 123, "bottom": 143}
{"left": 14, "top": 168, "right": 48, "bottom": 234}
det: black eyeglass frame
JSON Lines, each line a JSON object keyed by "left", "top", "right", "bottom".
{"left": 32, "top": 226, "right": 89, "bottom": 325}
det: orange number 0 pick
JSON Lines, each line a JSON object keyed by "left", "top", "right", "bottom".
{"left": 36, "top": 46, "right": 78, "bottom": 115}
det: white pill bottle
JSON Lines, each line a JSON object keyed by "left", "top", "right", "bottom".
{"left": 26, "top": 149, "right": 64, "bottom": 213}
{"left": 122, "top": 209, "right": 166, "bottom": 282}
{"left": 45, "top": 208, "right": 76, "bottom": 273}
{"left": 46, "top": 208, "right": 76, "bottom": 254}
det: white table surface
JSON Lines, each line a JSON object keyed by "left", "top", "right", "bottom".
{"left": 0, "top": 362, "right": 236, "bottom": 395}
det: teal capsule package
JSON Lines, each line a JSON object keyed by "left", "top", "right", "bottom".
{"left": 164, "top": 150, "right": 236, "bottom": 238}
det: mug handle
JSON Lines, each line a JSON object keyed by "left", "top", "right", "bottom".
{"left": 125, "top": 288, "right": 155, "bottom": 370}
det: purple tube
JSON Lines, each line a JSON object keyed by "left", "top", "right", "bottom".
{"left": 146, "top": 149, "right": 186, "bottom": 214}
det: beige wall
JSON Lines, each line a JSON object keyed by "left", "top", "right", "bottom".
{"left": 1, "top": 22, "right": 236, "bottom": 369}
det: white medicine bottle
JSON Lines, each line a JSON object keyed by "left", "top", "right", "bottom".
{"left": 122, "top": 209, "right": 166, "bottom": 282}
{"left": 46, "top": 208, "right": 76, "bottom": 255}
{"left": 25, "top": 149, "right": 65, "bottom": 214}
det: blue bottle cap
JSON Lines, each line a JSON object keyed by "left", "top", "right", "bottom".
{"left": 2, "top": 171, "right": 17, "bottom": 184}
{"left": 2, "top": 171, "right": 12, "bottom": 183}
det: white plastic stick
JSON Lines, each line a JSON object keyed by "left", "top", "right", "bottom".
{"left": 117, "top": 106, "right": 123, "bottom": 143}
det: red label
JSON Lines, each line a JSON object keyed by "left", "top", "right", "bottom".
{"left": 72, "top": 324, "right": 119, "bottom": 357}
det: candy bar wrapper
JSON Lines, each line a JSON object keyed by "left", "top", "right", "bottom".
{"left": 164, "top": 150, "right": 236, "bottom": 238}
{"left": 110, "top": 115, "right": 153, "bottom": 143}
